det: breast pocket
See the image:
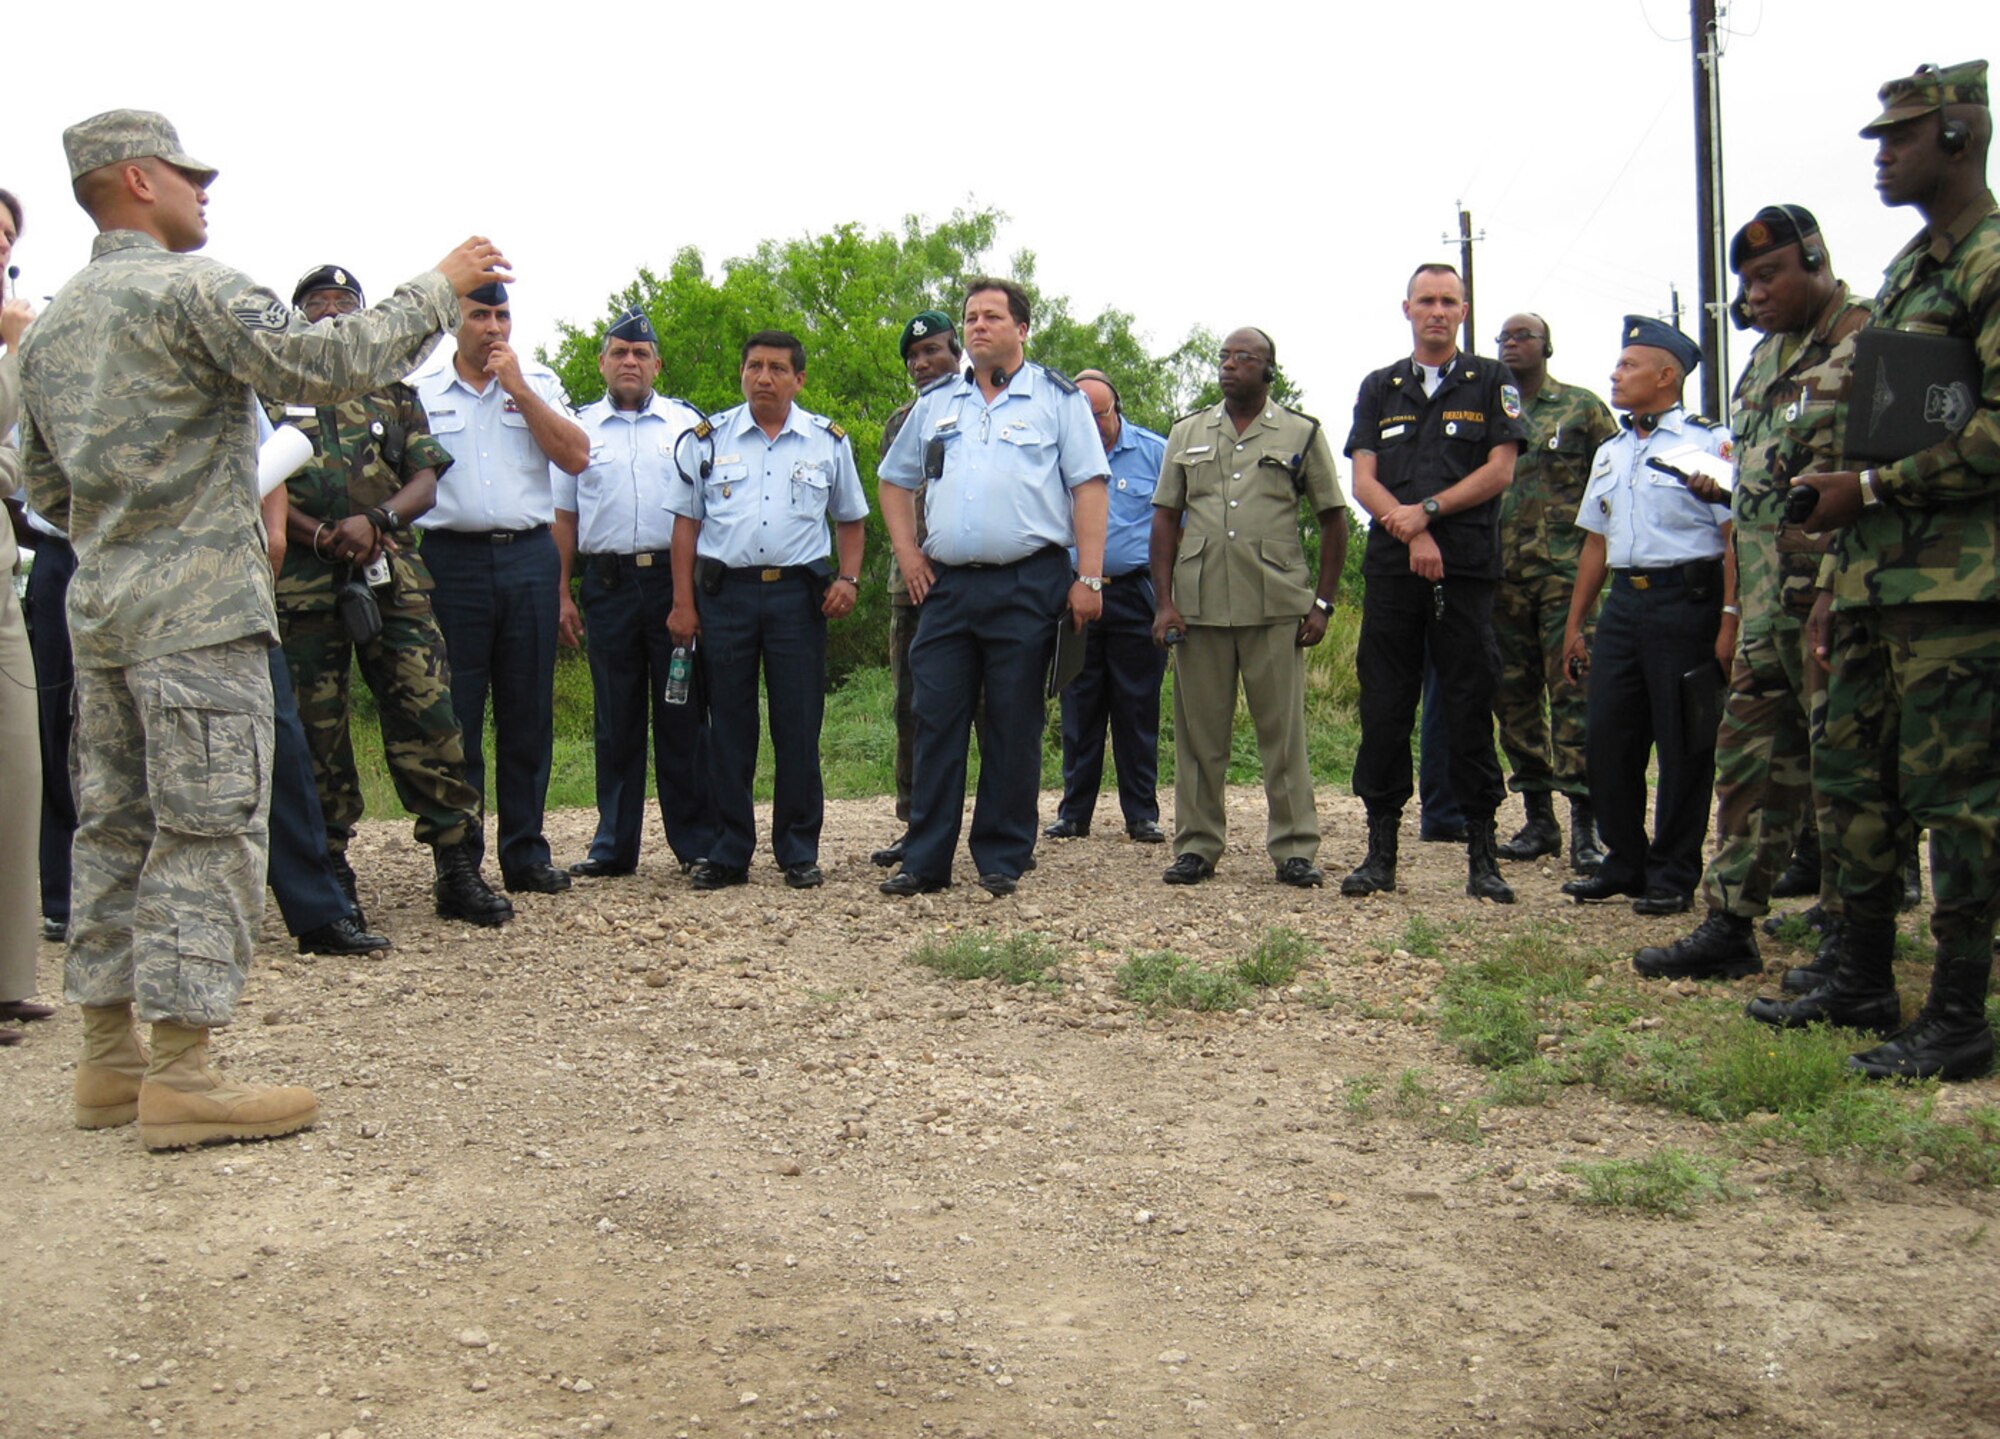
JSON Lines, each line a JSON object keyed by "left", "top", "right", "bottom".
{"left": 791, "top": 461, "right": 833, "bottom": 516}
{"left": 996, "top": 422, "right": 1053, "bottom": 458}
{"left": 706, "top": 462, "right": 750, "bottom": 513}
{"left": 500, "top": 409, "right": 540, "bottom": 467}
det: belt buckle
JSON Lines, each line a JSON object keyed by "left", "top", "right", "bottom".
{"left": 634, "top": 553, "right": 655, "bottom": 569}
{"left": 1630, "top": 574, "right": 1650, "bottom": 590}
{"left": 760, "top": 567, "right": 782, "bottom": 583}
{"left": 492, "top": 531, "right": 514, "bottom": 545}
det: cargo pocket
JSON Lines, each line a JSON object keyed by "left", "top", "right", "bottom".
{"left": 149, "top": 704, "right": 269, "bottom": 837}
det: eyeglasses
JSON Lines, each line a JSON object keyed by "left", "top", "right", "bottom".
{"left": 1217, "top": 349, "right": 1268, "bottom": 366}
{"left": 1494, "top": 329, "right": 1545, "bottom": 346}
{"left": 301, "top": 292, "right": 362, "bottom": 320}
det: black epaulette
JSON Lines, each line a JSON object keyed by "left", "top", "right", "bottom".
{"left": 1173, "top": 405, "right": 1211, "bottom": 426}
{"left": 1683, "top": 413, "right": 1719, "bottom": 429}
{"left": 1279, "top": 402, "right": 1324, "bottom": 428}
{"left": 1038, "top": 364, "right": 1079, "bottom": 395}
{"left": 919, "top": 372, "right": 959, "bottom": 396}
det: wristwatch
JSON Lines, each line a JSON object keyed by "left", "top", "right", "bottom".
{"left": 1077, "top": 575, "right": 1104, "bottom": 592}
{"left": 1312, "top": 596, "right": 1334, "bottom": 616}
{"left": 837, "top": 574, "right": 860, "bottom": 585}
{"left": 1421, "top": 497, "right": 1442, "bottom": 519}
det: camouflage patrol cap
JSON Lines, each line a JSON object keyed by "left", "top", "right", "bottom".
{"left": 291, "top": 264, "right": 365, "bottom": 308}
{"left": 62, "top": 109, "right": 218, "bottom": 186}
{"left": 1729, "top": 204, "right": 1821, "bottom": 273}
{"left": 899, "top": 309, "right": 956, "bottom": 359}
{"left": 1860, "top": 60, "right": 1988, "bottom": 137}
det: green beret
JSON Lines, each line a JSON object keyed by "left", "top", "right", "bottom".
{"left": 899, "top": 310, "right": 955, "bottom": 359}
{"left": 1861, "top": 59, "right": 1988, "bottom": 137}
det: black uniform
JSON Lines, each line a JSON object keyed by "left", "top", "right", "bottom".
{"left": 1346, "top": 353, "right": 1526, "bottom": 820}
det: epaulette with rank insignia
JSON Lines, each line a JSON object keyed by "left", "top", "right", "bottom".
{"left": 1038, "top": 364, "right": 1079, "bottom": 395}
{"left": 919, "top": 372, "right": 958, "bottom": 396}
{"left": 810, "top": 413, "right": 848, "bottom": 441}
{"left": 1683, "top": 413, "right": 1719, "bottom": 429}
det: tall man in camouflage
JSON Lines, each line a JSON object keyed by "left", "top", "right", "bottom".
{"left": 1747, "top": 61, "right": 2000, "bottom": 1082}
{"left": 871, "top": 310, "right": 962, "bottom": 869}
{"left": 18, "top": 108, "right": 510, "bottom": 1147}
{"left": 266, "top": 265, "right": 512, "bottom": 931}
{"left": 1491, "top": 314, "right": 1617, "bottom": 871}
{"left": 1635, "top": 207, "right": 1866, "bottom": 982}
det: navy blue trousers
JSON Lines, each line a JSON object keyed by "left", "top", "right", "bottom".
{"left": 423, "top": 529, "right": 558, "bottom": 877}
{"left": 267, "top": 647, "right": 351, "bottom": 935}
{"left": 23, "top": 534, "right": 76, "bottom": 923}
{"left": 1054, "top": 574, "right": 1164, "bottom": 831}
{"left": 579, "top": 558, "right": 717, "bottom": 868}
{"left": 904, "top": 547, "right": 1068, "bottom": 883}
{"left": 696, "top": 571, "right": 827, "bottom": 871}
{"left": 1586, "top": 576, "right": 1721, "bottom": 898}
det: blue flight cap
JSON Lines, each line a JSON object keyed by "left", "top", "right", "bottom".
{"left": 604, "top": 304, "right": 657, "bottom": 347}
{"left": 1620, "top": 314, "right": 1702, "bottom": 373}
{"left": 466, "top": 282, "right": 508, "bottom": 307}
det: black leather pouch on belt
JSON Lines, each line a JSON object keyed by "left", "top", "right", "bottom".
{"left": 697, "top": 556, "right": 726, "bottom": 596}
{"left": 591, "top": 554, "right": 624, "bottom": 590}
{"left": 335, "top": 579, "right": 384, "bottom": 644}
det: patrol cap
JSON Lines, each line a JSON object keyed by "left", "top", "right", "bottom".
{"left": 1620, "top": 315, "right": 1702, "bottom": 374}
{"left": 603, "top": 304, "right": 657, "bottom": 347}
{"left": 1860, "top": 60, "right": 1988, "bottom": 137}
{"left": 62, "top": 109, "right": 217, "bottom": 187}
{"left": 1729, "top": 205, "right": 1820, "bottom": 273}
{"left": 292, "top": 264, "right": 364, "bottom": 308}
{"left": 899, "top": 309, "right": 955, "bottom": 359}
{"left": 466, "top": 282, "right": 508, "bottom": 306}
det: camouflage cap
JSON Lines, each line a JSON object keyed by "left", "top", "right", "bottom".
{"left": 1860, "top": 60, "right": 1988, "bottom": 137}
{"left": 899, "top": 309, "right": 956, "bottom": 359}
{"left": 62, "top": 109, "right": 218, "bottom": 186}
{"left": 291, "top": 264, "right": 365, "bottom": 308}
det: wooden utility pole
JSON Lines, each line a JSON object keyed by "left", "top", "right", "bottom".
{"left": 1445, "top": 203, "right": 1485, "bottom": 354}
{"left": 1691, "top": 0, "right": 1728, "bottom": 414}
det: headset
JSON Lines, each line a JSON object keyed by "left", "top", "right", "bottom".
{"left": 1073, "top": 369, "right": 1122, "bottom": 415}
{"left": 1529, "top": 313, "right": 1554, "bottom": 359}
{"left": 1250, "top": 327, "right": 1278, "bottom": 384}
{"left": 1942, "top": 115, "right": 1971, "bottom": 154}
{"left": 1774, "top": 203, "right": 1825, "bottom": 273}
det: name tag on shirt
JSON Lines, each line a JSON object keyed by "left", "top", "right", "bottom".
{"left": 1380, "top": 424, "right": 1407, "bottom": 439}
{"left": 284, "top": 404, "right": 316, "bottom": 417}
{"left": 1182, "top": 444, "right": 1212, "bottom": 457}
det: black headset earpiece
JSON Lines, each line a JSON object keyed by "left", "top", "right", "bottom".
{"left": 1942, "top": 116, "right": 1971, "bottom": 155}
{"left": 1530, "top": 312, "right": 1554, "bottom": 359}
{"left": 1774, "top": 203, "right": 1826, "bottom": 273}
{"left": 1249, "top": 326, "right": 1278, "bottom": 385}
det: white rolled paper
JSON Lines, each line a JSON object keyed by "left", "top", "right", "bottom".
{"left": 257, "top": 423, "right": 316, "bottom": 498}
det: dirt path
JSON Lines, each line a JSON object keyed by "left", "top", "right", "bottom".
{"left": 4, "top": 789, "right": 1996, "bottom": 1439}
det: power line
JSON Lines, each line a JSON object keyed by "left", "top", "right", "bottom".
{"left": 1523, "top": 93, "right": 1677, "bottom": 303}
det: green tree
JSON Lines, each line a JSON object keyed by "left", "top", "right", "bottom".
{"left": 543, "top": 207, "right": 1222, "bottom": 681}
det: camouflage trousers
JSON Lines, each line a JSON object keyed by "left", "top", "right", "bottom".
{"left": 65, "top": 637, "right": 272, "bottom": 1028}
{"left": 1493, "top": 570, "right": 1591, "bottom": 796}
{"left": 1702, "top": 614, "right": 1835, "bottom": 918}
{"left": 1816, "top": 603, "right": 2000, "bottom": 955}
{"left": 278, "top": 603, "right": 478, "bottom": 855}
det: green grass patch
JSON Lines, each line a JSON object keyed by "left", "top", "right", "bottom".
{"left": 1116, "top": 950, "right": 1250, "bottom": 1012}
{"left": 1236, "top": 927, "right": 1315, "bottom": 989}
{"left": 1395, "top": 913, "right": 1450, "bottom": 959}
{"left": 908, "top": 930, "right": 1063, "bottom": 990}
{"left": 1342, "top": 1075, "right": 1383, "bottom": 1116}
{"left": 1569, "top": 1148, "right": 1738, "bottom": 1218}
{"left": 1436, "top": 920, "right": 1597, "bottom": 1070}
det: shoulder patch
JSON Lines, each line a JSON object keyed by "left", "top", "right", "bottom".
{"left": 1500, "top": 384, "right": 1523, "bottom": 420}
{"left": 232, "top": 298, "right": 292, "bottom": 333}
{"left": 1038, "top": 364, "right": 1079, "bottom": 395}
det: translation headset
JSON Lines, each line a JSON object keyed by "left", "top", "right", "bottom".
{"left": 1073, "top": 369, "right": 1122, "bottom": 415}
{"left": 1942, "top": 116, "right": 1971, "bottom": 154}
{"left": 1530, "top": 313, "right": 1554, "bottom": 359}
{"left": 1777, "top": 203, "right": 1826, "bottom": 273}
{"left": 1250, "top": 327, "right": 1278, "bottom": 384}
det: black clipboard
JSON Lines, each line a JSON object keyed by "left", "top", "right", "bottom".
{"left": 1046, "top": 612, "right": 1087, "bottom": 697}
{"left": 1845, "top": 327, "right": 1983, "bottom": 464}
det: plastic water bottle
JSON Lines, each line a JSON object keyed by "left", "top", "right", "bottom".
{"left": 664, "top": 645, "right": 692, "bottom": 706}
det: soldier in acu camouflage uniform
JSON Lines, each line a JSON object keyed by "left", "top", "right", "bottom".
{"left": 1746, "top": 61, "right": 2000, "bottom": 1082}
{"left": 265, "top": 265, "right": 511, "bottom": 931}
{"left": 17, "top": 108, "right": 511, "bottom": 1148}
{"left": 1491, "top": 314, "right": 1617, "bottom": 873}
{"left": 1635, "top": 206, "right": 1868, "bottom": 983}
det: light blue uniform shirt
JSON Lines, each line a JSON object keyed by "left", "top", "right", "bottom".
{"left": 1576, "top": 408, "right": 1733, "bottom": 568}
{"left": 1093, "top": 419, "right": 1167, "bottom": 577}
{"left": 664, "top": 402, "right": 867, "bottom": 569}
{"left": 414, "top": 361, "right": 574, "bottom": 532}
{"left": 557, "top": 392, "right": 704, "bottom": 555}
{"left": 880, "top": 364, "right": 1110, "bottom": 566}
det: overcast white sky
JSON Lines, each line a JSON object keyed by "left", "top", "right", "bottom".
{"left": 7, "top": 1, "right": 1988, "bottom": 441}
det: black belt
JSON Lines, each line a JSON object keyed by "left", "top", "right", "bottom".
{"left": 721, "top": 564, "right": 820, "bottom": 584}
{"left": 425, "top": 523, "right": 550, "bottom": 545}
{"left": 583, "top": 549, "right": 672, "bottom": 569}
{"left": 1103, "top": 570, "right": 1148, "bottom": 585}
{"left": 952, "top": 544, "right": 1063, "bottom": 572}
{"left": 1613, "top": 559, "right": 1722, "bottom": 591}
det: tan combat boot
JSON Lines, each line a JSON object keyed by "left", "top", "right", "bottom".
{"left": 136, "top": 1021, "right": 319, "bottom": 1151}
{"left": 75, "top": 1002, "right": 150, "bottom": 1129}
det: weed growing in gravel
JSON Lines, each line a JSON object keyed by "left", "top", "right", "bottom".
{"left": 1389, "top": 1068, "right": 1485, "bottom": 1143}
{"left": 1568, "top": 1148, "right": 1739, "bottom": 1218}
{"left": 1237, "top": 927, "right": 1315, "bottom": 988}
{"left": 1342, "top": 1075, "right": 1383, "bottom": 1115}
{"left": 1396, "top": 914, "right": 1449, "bottom": 959}
{"left": 1116, "top": 950, "right": 1249, "bottom": 1012}
{"left": 1437, "top": 920, "right": 1597, "bottom": 1069}
{"left": 1485, "top": 1058, "right": 1560, "bottom": 1108}
{"left": 909, "top": 931, "right": 1063, "bottom": 990}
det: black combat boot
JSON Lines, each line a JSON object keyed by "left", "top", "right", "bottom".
{"left": 1341, "top": 810, "right": 1400, "bottom": 897}
{"left": 1465, "top": 818, "right": 1516, "bottom": 903}
{"left": 1849, "top": 946, "right": 1995, "bottom": 1082}
{"left": 1745, "top": 913, "right": 1901, "bottom": 1034}
{"left": 434, "top": 841, "right": 515, "bottom": 927}
{"left": 1568, "top": 797, "right": 1605, "bottom": 874}
{"left": 1769, "top": 826, "right": 1821, "bottom": 899}
{"left": 1634, "top": 909, "right": 1760, "bottom": 980}
{"left": 329, "top": 850, "right": 364, "bottom": 929}
{"left": 1781, "top": 916, "right": 1846, "bottom": 994}
{"left": 1496, "top": 791, "right": 1560, "bottom": 862}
